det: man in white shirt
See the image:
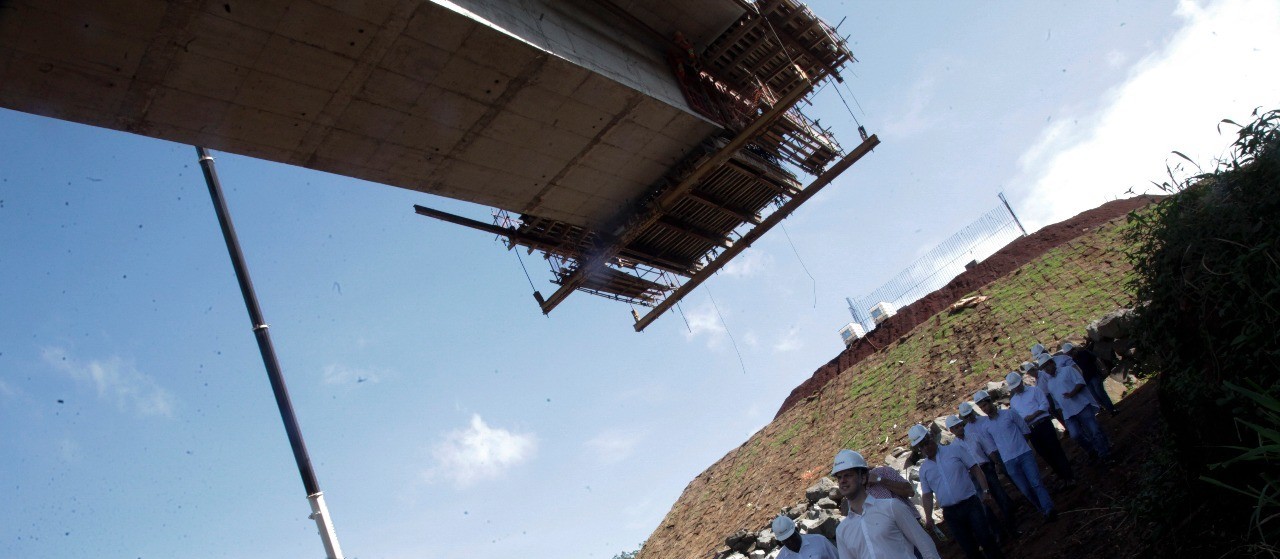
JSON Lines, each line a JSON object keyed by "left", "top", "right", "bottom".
{"left": 946, "top": 414, "right": 1016, "bottom": 538}
{"left": 1007, "top": 371, "right": 1076, "bottom": 486}
{"left": 974, "top": 390, "right": 1057, "bottom": 521}
{"left": 911, "top": 424, "right": 1004, "bottom": 559}
{"left": 832, "top": 449, "right": 940, "bottom": 559}
{"left": 773, "top": 514, "right": 838, "bottom": 559}
{"left": 1038, "top": 353, "right": 1112, "bottom": 462}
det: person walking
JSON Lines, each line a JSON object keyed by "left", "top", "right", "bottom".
{"left": 946, "top": 413, "right": 1017, "bottom": 538}
{"left": 911, "top": 424, "right": 1004, "bottom": 559}
{"left": 832, "top": 449, "right": 940, "bottom": 559}
{"left": 773, "top": 515, "right": 839, "bottom": 559}
{"left": 1063, "top": 341, "right": 1118, "bottom": 415}
{"left": 973, "top": 390, "right": 1057, "bottom": 522}
{"left": 1038, "top": 353, "right": 1112, "bottom": 464}
{"left": 1006, "top": 371, "right": 1075, "bottom": 487}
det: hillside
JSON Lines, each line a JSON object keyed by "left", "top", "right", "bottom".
{"left": 639, "top": 196, "right": 1160, "bottom": 559}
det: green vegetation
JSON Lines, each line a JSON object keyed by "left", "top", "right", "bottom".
{"left": 1125, "top": 108, "right": 1280, "bottom": 555}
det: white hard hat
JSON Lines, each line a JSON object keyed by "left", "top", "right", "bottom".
{"left": 771, "top": 515, "right": 796, "bottom": 541}
{"left": 1030, "top": 343, "right": 1046, "bottom": 357}
{"left": 1005, "top": 371, "right": 1023, "bottom": 389}
{"left": 973, "top": 389, "right": 992, "bottom": 403}
{"left": 1036, "top": 353, "right": 1053, "bottom": 366}
{"left": 944, "top": 414, "right": 964, "bottom": 430}
{"left": 832, "top": 449, "right": 868, "bottom": 475}
{"left": 958, "top": 401, "right": 976, "bottom": 417}
{"left": 1019, "top": 361, "right": 1034, "bottom": 373}
{"left": 1061, "top": 341, "right": 1076, "bottom": 352}
{"left": 908, "top": 423, "right": 930, "bottom": 447}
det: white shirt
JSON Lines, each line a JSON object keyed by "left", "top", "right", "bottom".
{"left": 836, "top": 497, "right": 941, "bottom": 559}
{"left": 1009, "top": 385, "right": 1052, "bottom": 425}
{"left": 1043, "top": 366, "right": 1097, "bottom": 419}
{"left": 964, "top": 416, "right": 997, "bottom": 458}
{"left": 778, "top": 533, "right": 839, "bottom": 559}
{"left": 952, "top": 434, "right": 989, "bottom": 465}
{"left": 919, "top": 443, "right": 979, "bottom": 507}
{"left": 976, "top": 407, "right": 1033, "bottom": 462}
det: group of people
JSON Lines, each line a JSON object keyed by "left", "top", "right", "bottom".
{"left": 771, "top": 340, "right": 1121, "bottom": 559}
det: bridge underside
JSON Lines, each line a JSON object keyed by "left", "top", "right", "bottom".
{"left": 0, "top": 0, "right": 876, "bottom": 328}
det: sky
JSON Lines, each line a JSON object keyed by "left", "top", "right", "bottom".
{"left": 2, "top": 1, "right": 1278, "bottom": 558}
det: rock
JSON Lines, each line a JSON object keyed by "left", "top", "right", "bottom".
{"left": 726, "top": 530, "right": 754, "bottom": 554}
{"left": 750, "top": 551, "right": 766, "bottom": 559}
{"left": 805, "top": 478, "right": 838, "bottom": 504}
{"left": 725, "top": 553, "right": 748, "bottom": 559}
{"left": 1088, "top": 308, "right": 1135, "bottom": 340}
{"left": 815, "top": 497, "right": 839, "bottom": 510}
{"left": 755, "top": 529, "right": 776, "bottom": 551}
{"left": 799, "top": 512, "right": 840, "bottom": 540}
{"left": 885, "top": 447, "right": 911, "bottom": 471}
{"left": 786, "top": 503, "right": 808, "bottom": 519}
{"left": 765, "top": 549, "right": 780, "bottom": 559}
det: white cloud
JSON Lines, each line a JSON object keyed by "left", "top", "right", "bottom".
{"left": 1015, "top": 0, "right": 1280, "bottom": 230}
{"left": 321, "top": 363, "right": 384, "bottom": 385}
{"left": 42, "top": 347, "right": 175, "bottom": 417}
{"left": 880, "top": 72, "right": 941, "bottom": 139}
{"left": 584, "top": 429, "right": 643, "bottom": 464}
{"left": 772, "top": 325, "right": 803, "bottom": 353}
{"left": 682, "top": 300, "right": 727, "bottom": 348}
{"left": 0, "top": 378, "right": 17, "bottom": 399}
{"left": 720, "top": 250, "right": 770, "bottom": 278}
{"left": 425, "top": 414, "right": 536, "bottom": 488}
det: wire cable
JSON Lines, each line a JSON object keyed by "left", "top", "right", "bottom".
{"left": 707, "top": 288, "right": 748, "bottom": 375}
{"left": 513, "top": 248, "right": 538, "bottom": 293}
{"left": 780, "top": 222, "right": 818, "bottom": 308}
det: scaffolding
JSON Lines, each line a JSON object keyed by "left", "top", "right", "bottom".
{"left": 416, "top": 0, "right": 878, "bottom": 330}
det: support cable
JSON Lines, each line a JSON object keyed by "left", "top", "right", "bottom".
{"left": 674, "top": 300, "right": 693, "bottom": 333}
{"left": 707, "top": 288, "right": 748, "bottom": 375}
{"left": 513, "top": 247, "right": 539, "bottom": 293}
{"left": 780, "top": 222, "right": 818, "bottom": 308}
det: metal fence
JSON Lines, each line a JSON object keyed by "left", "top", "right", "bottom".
{"left": 845, "top": 195, "right": 1026, "bottom": 333}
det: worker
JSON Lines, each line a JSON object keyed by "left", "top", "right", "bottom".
{"left": 1063, "top": 341, "right": 1118, "bottom": 415}
{"left": 832, "top": 449, "right": 941, "bottom": 559}
{"left": 911, "top": 424, "right": 1003, "bottom": 559}
{"left": 946, "top": 413, "right": 1016, "bottom": 539}
{"left": 1037, "top": 353, "right": 1112, "bottom": 463}
{"left": 973, "top": 390, "right": 1057, "bottom": 522}
{"left": 1006, "top": 371, "right": 1075, "bottom": 487}
{"left": 772, "top": 514, "right": 839, "bottom": 559}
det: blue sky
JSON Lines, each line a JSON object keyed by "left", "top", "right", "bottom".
{"left": 2, "top": 1, "right": 1278, "bottom": 558}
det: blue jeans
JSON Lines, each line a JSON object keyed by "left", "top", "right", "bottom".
{"left": 1003, "top": 451, "right": 1054, "bottom": 517}
{"left": 1064, "top": 404, "right": 1111, "bottom": 459}
{"left": 1086, "top": 375, "right": 1116, "bottom": 414}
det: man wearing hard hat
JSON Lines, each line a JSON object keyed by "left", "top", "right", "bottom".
{"left": 911, "top": 424, "right": 1004, "bottom": 559}
{"left": 946, "top": 413, "right": 1016, "bottom": 540}
{"left": 1006, "top": 371, "right": 1075, "bottom": 487}
{"left": 973, "top": 390, "right": 1057, "bottom": 522}
{"left": 831, "top": 449, "right": 940, "bottom": 559}
{"left": 1037, "top": 352, "right": 1112, "bottom": 463}
{"left": 771, "top": 514, "right": 838, "bottom": 559}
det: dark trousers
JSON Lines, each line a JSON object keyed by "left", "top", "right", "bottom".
{"left": 977, "top": 462, "right": 1017, "bottom": 534}
{"left": 1027, "top": 418, "right": 1074, "bottom": 482}
{"left": 943, "top": 495, "right": 1005, "bottom": 559}
{"left": 1086, "top": 375, "right": 1117, "bottom": 413}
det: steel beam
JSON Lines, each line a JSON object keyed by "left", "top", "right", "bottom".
{"left": 633, "top": 134, "right": 880, "bottom": 331}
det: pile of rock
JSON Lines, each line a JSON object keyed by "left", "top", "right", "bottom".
{"left": 711, "top": 478, "right": 843, "bottom": 559}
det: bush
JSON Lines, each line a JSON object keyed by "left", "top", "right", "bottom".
{"left": 1125, "top": 107, "right": 1280, "bottom": 554}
